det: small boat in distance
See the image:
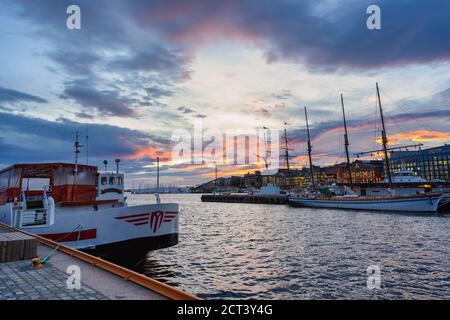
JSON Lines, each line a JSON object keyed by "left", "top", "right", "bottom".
{"left": 289, "top": 84, "right": 450, "bottom": 213}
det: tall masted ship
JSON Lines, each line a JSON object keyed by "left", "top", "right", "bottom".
{"left": 289, "top": 83, "right": 450, "bottom": 213}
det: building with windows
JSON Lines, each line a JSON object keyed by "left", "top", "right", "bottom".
{"left": 321, "top": 160, "right": 384, "bottom": 185}
{"left": 390, "top": 144, "right": 450, "bottom": 182}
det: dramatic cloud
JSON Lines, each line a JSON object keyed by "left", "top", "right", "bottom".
{"left": 8, "top": 0, "right": 192, "bottom": 118}
{"left": 380, "top": 130, "right": 450, "bottom": 145}
{"left": 2, "top": 0, "right": 449, "bottom": 185}
{"left": 60, "top": 80, "right": 137, "bottom": 117}
{"left": 109, "top": 48, "right": 190, "bottom": 77}
{"left": 0, "top": 87, "right": 47, "bottom": 104}
{"left": 126, "top": 0, "right": 450, "bottom": 70}
{"left": 177, "top": 106, "right": 194, "bottom": 114}
{"left": 0, "top": 112, "right": 168, "bottom": 166}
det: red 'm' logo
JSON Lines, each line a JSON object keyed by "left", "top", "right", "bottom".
{"left": 115, "top": 211, "right": 178, "bottom": 232}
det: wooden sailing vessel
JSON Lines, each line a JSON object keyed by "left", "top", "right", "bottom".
{"left": 289, "top": 84, "right": 450, "bottom": 212}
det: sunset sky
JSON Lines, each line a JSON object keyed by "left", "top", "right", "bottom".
{"left": 0, "top": 0, "right": 449, "bottom": 187}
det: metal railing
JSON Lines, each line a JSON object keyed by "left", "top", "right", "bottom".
{"left": 16, "top": 209, "right": 48, "bottom": 227}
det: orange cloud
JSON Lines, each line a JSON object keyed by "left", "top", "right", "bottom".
{"left": 376, "top": 130, "right": 450, "bottom": 145}
{"left": 126, "top": 146, "right": 172, "bottom": 161}
{"left": 200, "top": 163, "right": 266, "bottom": 178}
{"left": 292, "top": 153, "right": 330, "bottom": 166}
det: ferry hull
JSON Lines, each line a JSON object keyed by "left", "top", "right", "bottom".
{"left": 288, "top": 194, "right": 448, "bottom": 212}
{"left": 83, "top": 233, "right": 178, "bottom": 270}
{"left": 0, "top": 202, "right": 179, "bottom": 267}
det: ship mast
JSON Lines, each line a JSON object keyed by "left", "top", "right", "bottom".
{"left": 340, "top": 94, "right": 353, "bottom": 189}
{"left": 73, "top": 131, "right": 83, "bottom": 201}
{"left": 156, "top": 157, "right": 161, "bottom": 204}
{"left": 376, "top": 83, "right": 393, "bottom": 190}
{"left": 283, "top": 122, "right": 292, "bottom": 192}
{"left": 304, "top": 107, "right": 316, "bottom": 189}
{"left": 214, "top": 161, "right": 218, "bottom": 191}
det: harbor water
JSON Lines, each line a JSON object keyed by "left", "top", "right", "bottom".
{"left": 129, "top": 193, "right": 450, "bottom": 300}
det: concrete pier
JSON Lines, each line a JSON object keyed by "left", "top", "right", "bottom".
{"left": 0, "top": 224, "right": 198, "bottom": 300}
{"left": 201, "top": 194, "right": 288, "bottom": 204}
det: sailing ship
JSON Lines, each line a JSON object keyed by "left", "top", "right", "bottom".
{"left": 0, "top": 138, "right": 178, "bottom": 268}
{"left": 289, "top": 84, "right": 450, "bottom": 213}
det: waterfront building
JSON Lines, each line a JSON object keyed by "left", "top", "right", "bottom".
{"left": 321, "top": 160, "right": 384, "bottom": 184}
{"left": 389, "top": 144, "right": 450, "bottom": 182}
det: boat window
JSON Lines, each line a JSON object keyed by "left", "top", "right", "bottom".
{"left": 0, "top": 171, "right": 9, "bottom": 189}
{"left": 117, "top": 177, "right": 123, "bottom": 185}
{"left": 109, "top": 177, "right": 115, "bottom": 185}
{"left": 101, "top": 177, "right": 107, "bottom": 185}
{"left": 21, "top": 178, "right": 50, "bottom": 191}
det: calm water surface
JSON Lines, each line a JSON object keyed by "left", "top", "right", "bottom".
{"left": 129, "top": 193, "right": 450, "bottom": 299}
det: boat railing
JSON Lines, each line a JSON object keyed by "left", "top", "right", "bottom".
{"left": 15, "top": 208, "right": 49, "bottom": 228}
{"left": 14, "top": 186, "right": 55, "bottom": 228}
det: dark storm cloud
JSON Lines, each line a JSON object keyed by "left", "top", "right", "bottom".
{"left": 109, "top": 48, "right": 189, "bottom": 75}
{"left": 9, "top": 0, "right": 192, "bottom": 118}
{"left": 74, "top": 112, "right": 95, "bottom": 120}
{"left": 177, "top": 106, "right": 194, "bottom": 114}
{"left": 0, "top": 112, "right": 169, "bottom": 165}
{"left": 13, "top": 0, "right": 126, "bottom": 45}
{"left": 47, "top": 50, "right": 101, "bottom": 76}
{"left": 0, "top": 87, "right": 47, "bottom": 104}
{"left": 126, "top": 0, "right": 450, "bottom": 70}
{"left": 13, "top": 0, "right": 450, "bottom": 75}
{"left": 60, "top": 80, "right": 137, "bottom": 117}
{"left": 177, "top": 106, "right": 207, "bottom": 119}
{"left": 146, "top": 87, "right": 174, "bottom": 99}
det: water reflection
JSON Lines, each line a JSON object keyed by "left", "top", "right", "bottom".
{"left": 128, "top": 193, "right": 450, "bottom": 299}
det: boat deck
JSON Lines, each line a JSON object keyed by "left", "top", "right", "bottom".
{"left": 0, "top": 224, "right": 198, "bottom": 300}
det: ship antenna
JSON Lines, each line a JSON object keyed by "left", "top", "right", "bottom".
{"left": 73, "top": 131, "right": 83, "bottom": 200}
{"left": 376, "top": 83, "right": 394, "bottom": 191}
{"left": 341, "top": 94, "right": 353, "bottom": 189}
{"left": 256, "top": 126, "right": 269, "bottom": 170}
{"left": 155, "top": 157, "right": 161, "bottom": 204}
{"left": 214, "top": 161, "right": 218, "bottom": 191}
{"left": 282, "top": 122, "right": 292, "bottom": 193}
{"left": 85, "top": 123, "right": 89, "bottom": 165}
{"left": 74, "top": 131, "right": 83, "bottom": 175}
{"left": 304, "top": 107, "right": 316, "bottom": 190}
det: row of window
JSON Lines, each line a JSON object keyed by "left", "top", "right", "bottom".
{"left": 100, "top": 176, "right": 123, "bottom": 185}
{"left": 390, "top": 158, "right": 450, "bottom": 180}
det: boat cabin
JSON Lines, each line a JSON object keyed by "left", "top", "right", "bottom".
{"left": 0, "top": 163, "right": 124, "bottom": 208}
{"left": 0, "top": 163, "right": 99, "bottom": 206}
{"left": 97, "top": 172, "right": 125, "bottom": 202}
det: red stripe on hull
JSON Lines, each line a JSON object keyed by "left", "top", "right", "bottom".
{"left": 126, "top": 217, "right": 150, "bottom": 223}
{"left": 134, "top": 222, "right": 149, "bottom": 226}
{"left": 40, "top": 229, "right": 97, "bottom": 242}
{"left": 115, "top": 213, "right": 150, "bottom": 220}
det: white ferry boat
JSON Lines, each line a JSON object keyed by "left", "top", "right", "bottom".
{"left": 0, "top": 162, "right": 178, "bottom": 268}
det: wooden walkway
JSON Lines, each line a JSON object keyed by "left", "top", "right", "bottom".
{"left": 0, "top": 223, "right": 198, "bottom": 300}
